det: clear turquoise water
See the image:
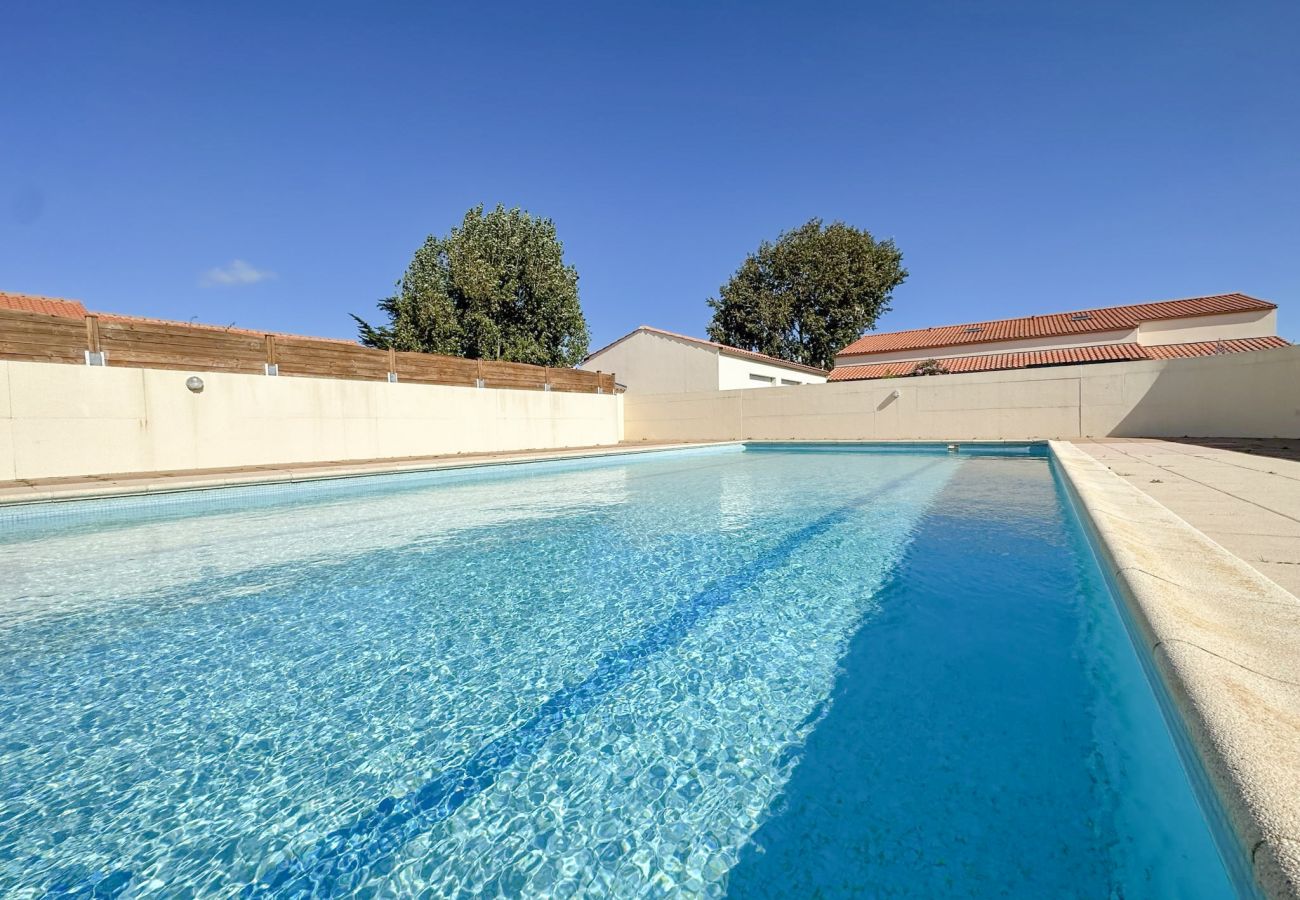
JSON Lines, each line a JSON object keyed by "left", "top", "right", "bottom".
{"left": 0, "top": 446, "right": 1236, "bottom": 897}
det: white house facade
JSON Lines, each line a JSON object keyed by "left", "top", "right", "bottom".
{"left": 583, "top": 327, "right": 827, "bottom": 394}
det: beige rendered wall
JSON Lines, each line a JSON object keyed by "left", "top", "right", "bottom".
{"left": 716, "top": 353, "right": 827, "bottom": 389}
{"left": 0, "top": 361, "right": 623, "bottom": 481}
{"left": 625, "top": 345, "right": 1300, "bottom": 442}
{"left": 583, "top": 331, "right": 719, "bottom": 394}
{"left": 1136, "top": 308, "right": 1276, "bottom": 345}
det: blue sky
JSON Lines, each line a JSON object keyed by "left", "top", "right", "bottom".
{"left": 3, "top": 1, "right": 1297, "bottom": 347}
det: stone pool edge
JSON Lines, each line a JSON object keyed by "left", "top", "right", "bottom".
{"left": 1050, "top": 440, "right": 1300, "bottom": 900}
{"left": 0, "top": 442, "right": 741, "bottom": 507}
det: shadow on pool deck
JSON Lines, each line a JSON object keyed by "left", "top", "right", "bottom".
{"left": 1167, "top": 437, "right": 1300, "bottom": 464}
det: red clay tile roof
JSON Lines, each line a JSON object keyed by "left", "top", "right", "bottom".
{"left": 837, "top": 293, "right": 1276, "bottom": 357}
{"left": 0, "top": 292, "right": 88, "bottom": 318}
{"left": 1143, "top": 337, "right": 1290, "bottom": 358}
{"left": 586, "top": 325, "right": 829, "bottom": 376}
{"left": 827, "top": 337, "right": 1291, "bottom": 382}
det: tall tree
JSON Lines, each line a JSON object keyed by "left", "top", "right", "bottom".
{"left": 706, "top": 219, "right": 907, "bottom": 370}
{"left": 354, "top": 205, "right": 590, "bottom": 366}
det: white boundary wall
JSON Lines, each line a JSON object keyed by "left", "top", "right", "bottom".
{"left": 626, "top": 346, "right": 1300, "bottom": 442}
{"left": 0, "top": 361, "right": 624, "bottom": 480}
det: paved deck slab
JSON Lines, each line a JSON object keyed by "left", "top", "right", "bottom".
{"left": 1075, "top": 438, "right": 1300, "bottom": 598}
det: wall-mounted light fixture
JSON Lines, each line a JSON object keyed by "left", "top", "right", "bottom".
{"left": 889, "top": 389, "right": 901, "bottom": 400}
{"left": 185, "top": 376, "right": 205, "bottom": 394}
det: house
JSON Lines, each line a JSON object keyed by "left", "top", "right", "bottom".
{"left": 582, "top": 326, "right": 827, "bottom": 393}
{"left": 829, "top": 293, "right": 1287, "bottom": 382}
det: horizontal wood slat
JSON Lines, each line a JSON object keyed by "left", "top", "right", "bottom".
{"left": 98, "top": 328, "right": 265, "bottom": 351}
{"left": 274, "top": 339, "right": 391, "bottom": 379}
{"left": 0, "top": 307, "right": 89, "bottom": 330}
{"left": 0, "top": 309, "right": 88, "bottom": 334}
{"left": 0, "top": 309, "right": 90, "bottom": 362}
{"left": 0, "top": 333, "right": 88, "bottom": 350}
{"left": 479, "top": 368, "right": 547, "bottom": 389}
{"left": 394, "top": 351, "right": 480, "bottom": 386}
{"left": 98, "top": 318, "right": 263, "bottom": 339}
{"left": 98, "top": 319, "right": 266, "bottom": 373}
{"left": 547, "top": 367, "right": 600, "bottom": 389}
{"left": 0, "top": 345, "right": 86, "bottom": 363}
{"left": 0, "top": 308, "right": 613, "bottom": 392}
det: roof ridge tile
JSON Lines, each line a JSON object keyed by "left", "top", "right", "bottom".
{"left": 837, "top": 293, "right": 1275, "bottom": 358}
{"left": 828, "top": 336, "right": 1289, "bottom": 381}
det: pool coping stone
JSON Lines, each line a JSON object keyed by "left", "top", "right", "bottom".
{"left": 0, "top": 441, "right": 740, "bottom": 507}
{"left": 1052, "top": 440, "right": 1300, "bottom": 900}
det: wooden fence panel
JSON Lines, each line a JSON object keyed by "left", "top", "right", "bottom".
{"left": 546, "top": 367, "right": 603, "bottom": 392}
{"left": 478, "top": 359, "right": 549, "bottom": 391}
{"left": 274, "top": 338, "right": 391, "bottom": 380}
{"left": 395, "top": 351, "right": 479, "bottom": 386}
{"left": 98, "top": 319, "right": 267, "bottom": 373}
{"left": 0, "top": 309, "right": 615, "bottom": 392}
{"left": 0, "top": 309, "right": 90, "bottom": 363}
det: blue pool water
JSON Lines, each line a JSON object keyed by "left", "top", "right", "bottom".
{"left": 0, "top": 446, "right": 1236, "bottom": 897}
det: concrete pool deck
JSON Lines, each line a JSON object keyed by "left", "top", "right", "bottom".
{"left": 1074, "top": 438, "right": 1300, "bottom": 598}
{"left": 1053, "top": 441, "right": 1300, "bottom": 899}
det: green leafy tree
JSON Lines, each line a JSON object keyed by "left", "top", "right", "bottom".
{"left": 706, "top": 218, "right": 907, "bottom": 370}
{"left": 354, "top": 205, "right": 590, "bottom": 366}
{"left": 911, "top": 358, "right": 949, "bottom": 376}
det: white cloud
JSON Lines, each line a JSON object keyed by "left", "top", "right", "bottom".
{"left": 199, "top": 259, "right": 276, "bottom": 287}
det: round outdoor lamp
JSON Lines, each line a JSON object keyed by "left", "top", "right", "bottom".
{"left": 186, "top": 376, "right": 205, "bottom": 394}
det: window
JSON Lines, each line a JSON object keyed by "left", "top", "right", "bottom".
{"left": 780, "top": 379, "right": 800, "bottom": 386}
{"left": 963, "top": 325, "right": 984, "bottom": 334}
{"left": 1070, "top": 312, "right": 1092, "bottom": 321}
{"left": 749, "top": 374, "right": 775, "bottom": 386}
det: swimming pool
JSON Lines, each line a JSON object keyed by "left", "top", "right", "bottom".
{"left": 0, "top": 444, "right": 1239, "bottom": 897}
